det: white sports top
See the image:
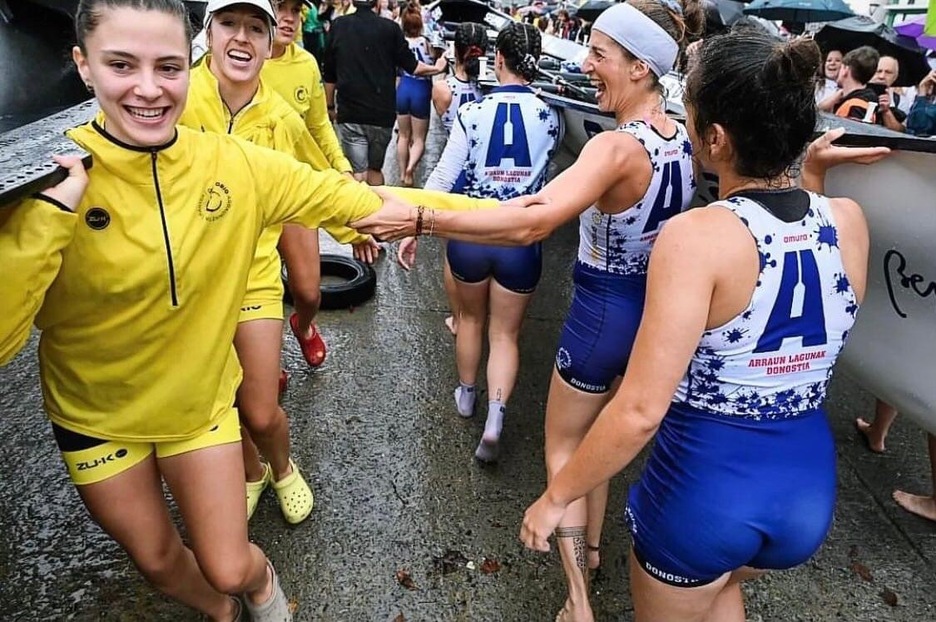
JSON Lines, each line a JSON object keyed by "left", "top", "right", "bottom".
{"left": 404, "top": 36, "right": 431, "bottom": 80}
{"left": 577, "top": 120, "right": 695, "bottom": 275}
{"left": 425, "top": 84, "right": 562, "bottom": 199}
{"left": 439, "top": 75, "right": 483, "bottom": 134}
{"left": 673, "top": 192, "right": 859, "bottom": 419}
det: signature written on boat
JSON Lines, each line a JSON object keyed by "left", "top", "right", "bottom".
{"left": 883, "top": 249, "right": 936, "bottom": 319}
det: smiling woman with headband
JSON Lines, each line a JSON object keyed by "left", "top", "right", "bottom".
{"left": 352, "top": 2, "right": 702, "bottom": 618}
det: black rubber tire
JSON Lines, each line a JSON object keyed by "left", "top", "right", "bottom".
{"left": 281, "top": 254, "right": 377, "bottom": 310}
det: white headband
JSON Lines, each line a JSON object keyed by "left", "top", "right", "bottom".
{"left": 593, "top": 3, "right": 679, "bottom": 78}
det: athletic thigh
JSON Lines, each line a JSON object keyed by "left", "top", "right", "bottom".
{"left": 453, "top": 277, "right": 490, "bottom": 319}
{"left": 629, "top": 550, "right": 731, "bottom": 622}
{"left": 77, "top": 454, "right": 184, "bottom": 567}
{"left": 487, "top": 280, "right": 533, "bottom": 338}
{"left": 233, "top": 319, "right": 285, "bottom": 422}
{"left": 544, "top": 367, "right": 613, "bottom": 468}
{"left": 158, "top": 441, "right": 250, "bottom": 570}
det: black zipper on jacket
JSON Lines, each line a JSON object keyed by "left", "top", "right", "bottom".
{"left": 150, "top": 151, "right": 179, "bottom": 307}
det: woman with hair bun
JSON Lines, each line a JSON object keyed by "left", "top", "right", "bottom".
{"left": 409, "top": 21, "right": 562, "bottom": 463}
{"left": 519, "top": 29, "right": 885, "bottom": 621}
{"left": 395, "top": 1, "right": 436, "bottom": 186}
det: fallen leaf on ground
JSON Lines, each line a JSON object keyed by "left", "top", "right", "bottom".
{"left": 480, "top": 558, "right": 501, "bottom": 575}
{"left": 393, "top": 614, "right": 405, "bottom": 622}
{"left": 288, "top": 598, "right": 299, "bottom": 614}
{"left": 850, "top": 562, "right": 873, "bottom": 582}
{"left": 395, "top": 569, "right": 418, "bottom": 591}
{"left": 881, "top": 588, "right": 898, "bottom": 607}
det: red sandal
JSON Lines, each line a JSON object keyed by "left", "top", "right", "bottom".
{"left": 289, "top": 312, "right": 327, "bottom": 368}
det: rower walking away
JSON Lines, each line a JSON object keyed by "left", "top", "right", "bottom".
{"left": 403, "top": 22, "right": 563, "bottom": 464}
{"left": 395, "top": 2, "right": 438, "bottom": 187}
{"left": 0, "top": 0, "right": 512, "bottom": 615}
{"left": 516, "top": 30, "right": 888, "bottom": 622}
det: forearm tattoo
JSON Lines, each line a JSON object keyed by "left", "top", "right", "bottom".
{"left": 556, "top": 526, "right": 588, "bottom": 576}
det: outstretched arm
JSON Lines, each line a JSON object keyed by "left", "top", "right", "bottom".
{"left": 352, "top": 130, "right": 646, "bottom": 245}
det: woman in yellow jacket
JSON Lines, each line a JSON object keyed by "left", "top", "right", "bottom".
{"left": 0, "top": 0, "right": 492, "bottom": 618}
{"left": 178, "top": 0, "right": 372, "bottom": 527}
{"left": 262, "top": 0, "right": 369, "bottom": 371}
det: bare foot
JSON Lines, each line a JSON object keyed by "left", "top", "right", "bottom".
{"left": 444, "top": 315, "right": 457, "bottom": 336}
{"left": 856, "top": 417, "right": 886, "bottom": 453}
{"left": 555, "top": 599, "right": 593, "bottom": 622}
{"left": 402, "top": 170, "right": 414, "bottom": 187}
{"left": 893, "top": 490, "right": 936, "bottom": 522}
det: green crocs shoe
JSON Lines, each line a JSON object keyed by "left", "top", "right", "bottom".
{"left": 246, "top": 463, "right": 271, "bottom": 520}
{"left": 270, "top": 459, "right": 314, "bottom": 524}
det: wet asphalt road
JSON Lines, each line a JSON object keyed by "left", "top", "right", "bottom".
{"left": 2, "top": 94, "right": 936, "bottom": 622}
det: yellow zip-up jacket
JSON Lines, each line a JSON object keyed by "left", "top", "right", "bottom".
{"left": 179, "top": 59, "right": 365, "bottom": 307}
{"left": 261, "top": 43, "right": 351, "bottom": 173}
{"left": 0, "top": 120, "right": 492, "bottom": 441}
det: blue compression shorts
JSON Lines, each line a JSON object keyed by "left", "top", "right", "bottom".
{"left": 626, "top": 402, "right": 836, "bottom": 587}
{"left": 446, "top": 240, "right": 542, "bottom": 294}
{"left": 554, "top": 262, "right": 647, "bottom": 394}
{"left": 396, "top": 75, "right": 432, "bottom": 119}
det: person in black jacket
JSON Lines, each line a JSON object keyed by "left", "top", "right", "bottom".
{"left": 323, "top": 0, "right": 446, "bottom": 185}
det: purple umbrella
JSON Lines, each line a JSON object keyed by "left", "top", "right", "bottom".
{"left": 895, "top": 16, "right": 936, "bottom": 51}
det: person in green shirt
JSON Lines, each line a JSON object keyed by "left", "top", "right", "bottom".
{"left": 302, "top": 0, "right": 326, "bottom": 61}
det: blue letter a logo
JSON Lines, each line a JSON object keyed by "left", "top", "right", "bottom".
{"left": 754, "top": 250, "right": 828, "bottom": 353}
{"left": 486, "top": 102, "right": 531, "bottom": 167}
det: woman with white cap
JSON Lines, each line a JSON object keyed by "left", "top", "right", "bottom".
{"left": 359, "top": 0, "right": 702, "bottom": 617}
{"left": 179, "top": 0, "right": 376, "bottom": 526}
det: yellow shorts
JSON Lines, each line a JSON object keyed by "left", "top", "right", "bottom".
{"left": 53, "top": 407, "right": 242, "bottom": 486}
{"left": 239, "top": 298, "right": 284, "bottom": 323}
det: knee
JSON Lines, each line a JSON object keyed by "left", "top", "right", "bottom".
{"left": 290, "top": 281, "right": 321, "bottom": 310}
{"left": 132, "top": 539, "right": 187, "bottom": 588}
{"left": 241, "top": 405, "right": 285, "bottom": 438}
{"left": 200, "top": 551, "right": 258, "bottom": 595}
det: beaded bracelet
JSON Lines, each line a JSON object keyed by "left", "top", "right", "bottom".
{"left": 415, "top": 205, "right": 425, "bottom": 236}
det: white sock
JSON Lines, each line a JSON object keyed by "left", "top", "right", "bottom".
{"left": 454, "top": 383, "right": 476, "bottom": 418}
{"left": 482, "top": 401, "right": 505, "bottom": 444}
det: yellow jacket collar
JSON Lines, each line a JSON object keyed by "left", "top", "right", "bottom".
{"left": 190, "top": 57, "right": 279, "bottom": 131}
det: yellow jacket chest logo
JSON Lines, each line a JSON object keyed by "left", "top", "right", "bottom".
{"left": 198, "top": 182, "right": 233, "bottom": 222}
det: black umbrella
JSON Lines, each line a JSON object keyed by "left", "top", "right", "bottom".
{"left": 575, "top": 0, "right": 615, "bottom": 23}
{"left": 814, "top": 16, "right": 931, "bottom": 87}
{"left": 743, "top": 0, "right": 853, "bottom": 24}
{"left": 435, "top": 0, "right": 494, "bottom": 25}
{"left": 703, "top": 0, "right": 746, "bottom": 34}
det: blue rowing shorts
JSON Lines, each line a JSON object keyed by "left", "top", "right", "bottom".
{"left": 554, "top": 262, "right": 647, "bottom": 394}
{"left": 446, "top": 239, "right": 542, "bottom": 294}
{"left": 626, "top": 402, "right": 836, "bottom": 587}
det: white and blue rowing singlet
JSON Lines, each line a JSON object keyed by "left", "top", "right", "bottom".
{"left": 454, "top": 84, "right": 562, "bottom": 200}
{"left": 577, "top": 120, "right": 695, "bottom": 275}
{"left": 674, "top": 192, "right": 859, "bottom": 419}
{"left": 440, "top": 75, "right": 483, "bottom": 134}
{"left": 405, "top": 36, "right": 432, "bottom": 80}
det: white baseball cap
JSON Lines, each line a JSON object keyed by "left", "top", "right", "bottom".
{"left": 204, "top": 0, "right": 277, "bottom": 28}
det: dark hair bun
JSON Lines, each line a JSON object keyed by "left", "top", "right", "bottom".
{"left": 765, "top": 38, "right": 822, "bottom": 87}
